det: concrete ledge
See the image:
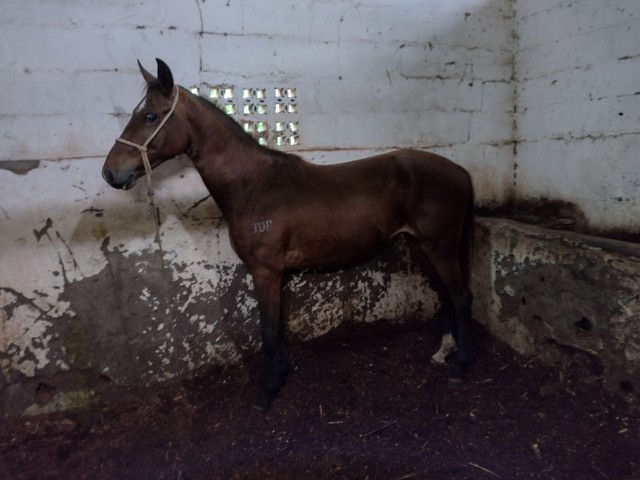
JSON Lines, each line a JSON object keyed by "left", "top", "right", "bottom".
{"left": 472, "top": 217, "right": 640, "bottom": 394}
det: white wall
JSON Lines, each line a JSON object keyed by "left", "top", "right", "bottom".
{"left": 1, "top": 0, "right": 515, "bottom": 191}
{"left": 0, "top": 0, "right": 515, "bottom": 416}
{"left": 514, "top": 0, "right": 640, "bottom": 232}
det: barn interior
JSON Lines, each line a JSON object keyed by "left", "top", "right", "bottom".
{"left": 1, "top": 0, "right": 639, "bottom": 477}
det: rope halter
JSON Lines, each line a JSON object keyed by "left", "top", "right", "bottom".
{"left": 115, "top": 85, "right": 180, "bottom": 197}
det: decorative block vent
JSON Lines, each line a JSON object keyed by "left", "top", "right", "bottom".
{"left": 189, "top": 84, "right": 300, "bottom": 148}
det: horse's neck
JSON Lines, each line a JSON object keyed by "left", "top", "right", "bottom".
{"left": 184, "top": 95, "right": 270, "bottom": 217}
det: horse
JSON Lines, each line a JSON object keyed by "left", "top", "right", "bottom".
{"left": 102, "top": 58, "right": 475, "bottom": 411}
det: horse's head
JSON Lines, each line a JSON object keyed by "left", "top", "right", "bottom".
{"left": 102, "top": 58, "right": 188, "bottom": 190}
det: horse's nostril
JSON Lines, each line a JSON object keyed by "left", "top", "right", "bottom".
{"left": 103, "top": 168, "right": 114, "bottom": 185}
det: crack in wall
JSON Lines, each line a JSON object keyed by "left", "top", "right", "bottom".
{"left": 194, "top": 0, "right": 204, "bottom": 72}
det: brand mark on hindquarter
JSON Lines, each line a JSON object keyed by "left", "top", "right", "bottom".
{"left": 252, "top": 219, "right": 273, "bottom": 234}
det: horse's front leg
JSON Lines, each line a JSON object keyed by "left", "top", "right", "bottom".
{"left": 251, "top": 268, "right": 289, "bottom": 412}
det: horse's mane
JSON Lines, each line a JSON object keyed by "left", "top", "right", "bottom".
{"left": 182, "top": 87, "right": 291, "bottom": 161}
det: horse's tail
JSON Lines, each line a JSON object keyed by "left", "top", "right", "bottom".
{"left": 460, "top": 172, "right": 475, "bottom": 288}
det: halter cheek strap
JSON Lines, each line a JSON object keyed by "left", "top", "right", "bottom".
{"left": 113, "top": 86, "right": 179, "bottom": 228}
{"left": 115, "top": 85, "right": 180, "bottom": 196}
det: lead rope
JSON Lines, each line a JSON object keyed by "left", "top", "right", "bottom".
{"left": 115, "top": 86, "right": 180, "bottom": 226}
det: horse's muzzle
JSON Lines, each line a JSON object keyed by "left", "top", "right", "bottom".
{"left": 102, "top": 165, "right": 137, "bottom": 190}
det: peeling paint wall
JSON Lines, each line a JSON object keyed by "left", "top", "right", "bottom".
{"left": 513, "top": 0, "right": 640, "bottom": 232}
{"left": 0, "top": 158, "right": 439, "bottom": 417}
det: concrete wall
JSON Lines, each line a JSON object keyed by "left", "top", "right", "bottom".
{"left": 513, "top": 0, "right": 640, "bottom": 233}
{"left": 0, "top": 0, "right": 514, "bottom": 417}
{"left": 473, "top": 218, "right": 640, "bottom": 394}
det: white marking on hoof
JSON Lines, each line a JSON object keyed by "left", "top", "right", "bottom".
{"left": 431, "top": 333, "right": 456, "bottom": 365}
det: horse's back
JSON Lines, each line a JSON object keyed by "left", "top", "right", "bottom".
{"left": 383, "top": 148, "right": 471, "bottom": 193}
{"left": 290, "top": 148, "right": 472, "bottom": 237}
{"left": 300, "top": 148, "right": 469, "bottom": 191}
{"left": 313, "top": 148, "right": 473, "bottom": 214}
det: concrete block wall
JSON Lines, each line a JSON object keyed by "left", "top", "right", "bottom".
{"left": 513, "top": 0, "right": 640, "bottom": 233}
{"left": 1, "top": 0, "right": 516, "bottom": 196}
{"left": 0, "top": 0, "right": 515, "bottom": 417}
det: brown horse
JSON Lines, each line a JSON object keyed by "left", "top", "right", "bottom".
{"left": 102, "top": 59, "right": 475, "bottom": 411}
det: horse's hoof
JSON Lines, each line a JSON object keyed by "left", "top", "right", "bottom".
{"left": 448, "top": 377, "right": 463, "bottom": 388}
{"left": 431, "top": 354, "right": 446, "bottom": 366}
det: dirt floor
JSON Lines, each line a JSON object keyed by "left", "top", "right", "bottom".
{"left": 1, "top": 320, "right": 639, "bottom": 480}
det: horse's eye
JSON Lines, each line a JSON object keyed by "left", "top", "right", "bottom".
{"left": 144, "top": 112, "right": 159, "bottom": 125}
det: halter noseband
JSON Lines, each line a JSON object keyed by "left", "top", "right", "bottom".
{"left": 115, "top": 85, "right": 180, "bottom": 194}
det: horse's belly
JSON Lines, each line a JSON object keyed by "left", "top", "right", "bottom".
{"left": 284, "top": 219, "right": 398, "bottom": 269}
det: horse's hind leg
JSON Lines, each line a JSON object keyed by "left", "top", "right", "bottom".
{"left": 446, "top": 281, "right": 472, "bottom": 383}
{"left": 408, "top": 236, "right": 472, "bottom": 383}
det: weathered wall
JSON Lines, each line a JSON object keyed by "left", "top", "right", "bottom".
{"left": 1, "top": 0, "right": 513, "bottom": 417}
{"left": 513, "top": 0, "right": 640, "bottom": 233}
{"left": 2, "top": 0, "right": 639, "bottom": 417}
{"left": 473, "top": 218, "right": 640, "bottom": 394}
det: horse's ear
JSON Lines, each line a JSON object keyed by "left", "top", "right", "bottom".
{"left": 138, "top": 60, "right": 157, "bottom": 86}
{"left": 156, "top": 58, "right": 174, "bottom": 96}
